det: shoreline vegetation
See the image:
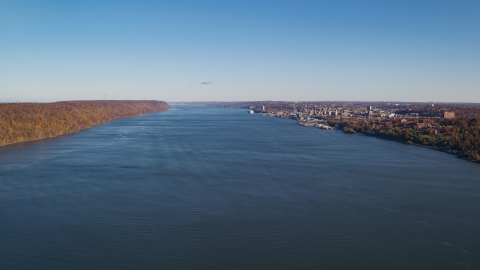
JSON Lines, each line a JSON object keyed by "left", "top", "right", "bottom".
{"left": 304, "top": 118, "right": 480, "bottom": 163}
{"left": 206, "top": 101, "right": 480, "bottom": 164}
{"left": 0, "top": 100, "right": 170, "bottom": 147}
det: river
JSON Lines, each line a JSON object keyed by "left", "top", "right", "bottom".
{"left": 1, "top": 106, "right": 479, "bottom": 269}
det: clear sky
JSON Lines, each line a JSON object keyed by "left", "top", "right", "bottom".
{"left": 1, "top": 0, "right": 479, "bottom": 102}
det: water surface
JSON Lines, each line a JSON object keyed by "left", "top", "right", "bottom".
{"left": 1, "top": 106, "right": 479, "bottom": 269}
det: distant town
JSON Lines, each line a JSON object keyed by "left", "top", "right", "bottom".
{"left": 198, "top": 101, "right": 480, "bottom": 163}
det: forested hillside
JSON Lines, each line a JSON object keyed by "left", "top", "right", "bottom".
{"left": 336, "top": 117, "right": 480, "bottom": 162}
{"left": 0, "top": 100, "right": 170, "bottom": 146}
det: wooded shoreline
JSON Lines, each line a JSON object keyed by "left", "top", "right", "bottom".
{"left": 0, "top": 100, "right": 170, "bottom": 147}
{"left": 213, "top": 101, "right": 480, "bottom": 163}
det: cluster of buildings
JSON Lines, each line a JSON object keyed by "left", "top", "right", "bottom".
{"left": 248, "top": 102, "right": 453, "bottom": 120}
{"left": 215, "top": 101, "right": 480, "bottom": 162}
{"left": 220, "top": 101, "right": 458, "bottom": 130}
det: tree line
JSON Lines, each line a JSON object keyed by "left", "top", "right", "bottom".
{"left": 332, "top": 117, "right": 480, "bottom": 162}
{"left": 0, "top": 100, "right": 170, "bottom": 146}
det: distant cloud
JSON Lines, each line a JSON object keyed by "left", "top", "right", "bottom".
{"left": 200, "top": 81, "right": 213, "bottom": 85}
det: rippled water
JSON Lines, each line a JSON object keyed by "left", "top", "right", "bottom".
{"left": 1, "top": 106, "right": 479, "bottom": 269}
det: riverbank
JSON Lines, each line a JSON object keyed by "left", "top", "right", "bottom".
{"left": 0, "top": 100, "right": 170, "bottom": 147}
{"left": 254, "top": 110, "right": 479, "bottom": 164}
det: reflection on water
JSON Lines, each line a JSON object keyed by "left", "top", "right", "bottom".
{"left": 1, "top": 106, "right": 479, "bottom": 269}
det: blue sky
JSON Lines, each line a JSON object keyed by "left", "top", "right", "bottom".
{"left": 1, "top": 0, "right": 479, "bottom": 102}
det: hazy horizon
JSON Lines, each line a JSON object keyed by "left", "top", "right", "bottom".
{"left": 2, "top": 98, "right": 480, "bottom": 105}
{"left": 1, "top": 0, "right": 479, "bottom": 102}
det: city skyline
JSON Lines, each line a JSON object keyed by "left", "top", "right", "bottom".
{"left": 1, "top": 0, "right": 479, "bottom": 102}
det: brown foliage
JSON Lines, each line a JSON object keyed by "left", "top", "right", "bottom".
{"left": 0, "top": 100, "right": 170, "bottom": 146}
